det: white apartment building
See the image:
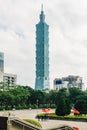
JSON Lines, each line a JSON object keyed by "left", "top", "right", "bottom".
{"left": 0, "top": 52, "right": 17, "bottom": 90}
{"left": 54, "top": 75, "right": 83, "bottom": 90}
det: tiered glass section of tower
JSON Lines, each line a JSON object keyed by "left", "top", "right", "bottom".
{"left": 0, "top": 52, "right": 4, "bottom": 72}
{"left": 35, "top": 8, "right": 50, "bottom": 90}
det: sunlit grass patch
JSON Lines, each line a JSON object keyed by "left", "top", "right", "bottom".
{"left": 24, "top": 119, "right": 42, "bottom": 128}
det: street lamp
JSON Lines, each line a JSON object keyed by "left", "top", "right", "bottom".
{"left": 36, "top": 99, "right": 38, "bottom": 115}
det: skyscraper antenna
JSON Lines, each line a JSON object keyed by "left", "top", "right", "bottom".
{"left": 41, "top": 4, "right": 43, "bottom": 11}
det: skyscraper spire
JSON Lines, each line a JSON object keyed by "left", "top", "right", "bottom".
{"left": 41, "top": 4, "right": 43, "bottom": 12}
{"left": 40, "top": 4, "right": 45, "bottom": 23}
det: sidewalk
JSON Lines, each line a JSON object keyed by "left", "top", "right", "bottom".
{"left": 38, "top": 119, "right": 87, "bottom": 130}
{"left": 0, "top": 109, "right": 87, "bottom": 130}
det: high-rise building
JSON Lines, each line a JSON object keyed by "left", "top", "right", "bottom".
{"left": 0, "top": 52, "right": 4, "bottom": 83}
{"left": 0, "top": 52, "right": 4, "bottom": 72}
{"left": 35, "top": 6, "right": 50, "bottom": 90}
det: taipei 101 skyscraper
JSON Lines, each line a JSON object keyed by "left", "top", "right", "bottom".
{"left": 35, "top": 6, "right": 50, "bottom": 90}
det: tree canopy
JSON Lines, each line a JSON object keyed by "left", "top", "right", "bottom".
{"left": 0, "top": 85, "right": 87, "bottom": 114}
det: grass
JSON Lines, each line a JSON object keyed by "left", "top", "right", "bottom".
{"left": 23, "top": 118, "right": 42, "bottom": 128}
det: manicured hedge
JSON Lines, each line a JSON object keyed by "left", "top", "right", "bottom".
{"left": 37, "top": 113, "right": 87, "bottom": 122}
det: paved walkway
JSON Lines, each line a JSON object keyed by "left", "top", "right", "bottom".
{"left": 0, "top": 109, "right": 87, "bottom": 130}
{"left": 39, "top": 119, "right": 87, "bottom": 130}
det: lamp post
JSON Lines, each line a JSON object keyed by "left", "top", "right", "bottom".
{"left": 36, "top": 99, "right": 38, "bottom": 115}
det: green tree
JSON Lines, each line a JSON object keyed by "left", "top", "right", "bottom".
{"left": 55, "top": 98, "right": 67, "bottom": 116}
{"left": 69, "top": 87, "right": 83, "bottom": 104}
{"left": 75, "top": 94, "right": 87, "bottom": 114}
{"left": 9, "top": 86, "right": 30, "bottom": 107}
{"left": 48, "top": 90, "right": 57, "bottom": 105}
{"left": 55, "top": 88, "right": 71, "bottom": 116}
{"left": 29, "top": 90, "right": 45, "bottom": 106}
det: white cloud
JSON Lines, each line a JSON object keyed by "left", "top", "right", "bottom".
{"left": 0, "top": 0, "right": 87, "bottom": 89}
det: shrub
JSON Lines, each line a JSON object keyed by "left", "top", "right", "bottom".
{"left": 56, "top": 98, "right": 71, "bottom": 116}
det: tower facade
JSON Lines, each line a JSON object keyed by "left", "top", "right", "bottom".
{"left": 35, "top": 7, "right": 50, "bottom": 90}
{"left": 0, "top": 52, "right": 4, "bottom": 73}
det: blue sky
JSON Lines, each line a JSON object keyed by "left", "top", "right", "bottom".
{"left": 0, "top": 0, "right": 87, "bottom": 89}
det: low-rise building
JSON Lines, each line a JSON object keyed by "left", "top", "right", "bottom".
{"left": 0, "top": 52, "right": 17, "bottom": 90}
{"left": 3, "top": 73, "right": 17, "bottom": 88}
{"left": 0, "top": 72, "right": 17, "bottom": 90}
{"left": 54, "top": 75, "right": 83, "bottom": 90}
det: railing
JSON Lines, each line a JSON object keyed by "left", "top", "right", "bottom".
{"left": 44, "top": 126, "right": 74, "bottom": 130}
{"left": 7, "top": 117, "right": 41, "bottom": 130}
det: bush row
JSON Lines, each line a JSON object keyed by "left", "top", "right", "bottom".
{"left": 37, "top": 113, "right": 87, "bottom": 122}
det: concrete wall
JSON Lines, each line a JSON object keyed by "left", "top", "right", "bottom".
{"left": 0, "top": 116, "right": 8, "bottom": 130}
